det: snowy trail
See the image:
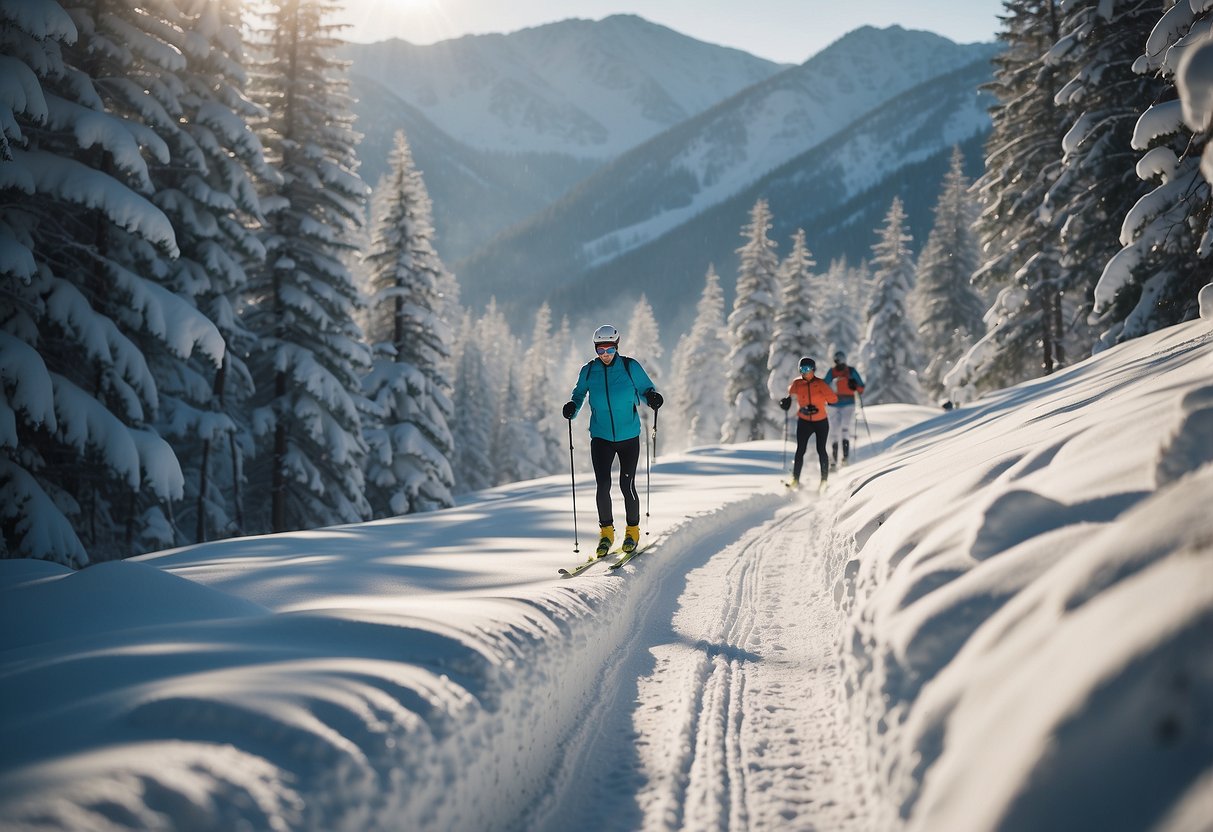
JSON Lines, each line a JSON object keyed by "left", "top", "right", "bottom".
{"left": 531, "top": 493, "right": 867, "bottom": 832}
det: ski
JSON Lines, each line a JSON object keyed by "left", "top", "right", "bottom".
{"left": 558, "top": 547, "right": 621, "bottom": 577}
{"left": 608, "top": 544, "right": 647, "bottom": 570}
{"left": 558, "top": 554, "right": 606, "bottom": 577}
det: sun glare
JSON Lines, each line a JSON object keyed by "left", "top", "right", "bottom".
{"left": 341, "top": 0, "right": 453, "bottom": 44}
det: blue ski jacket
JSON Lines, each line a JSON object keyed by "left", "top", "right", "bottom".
{"left": 569, "top": 355, "right": 657, "bottom": 441}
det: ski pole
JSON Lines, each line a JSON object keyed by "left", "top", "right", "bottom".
{"left": 644, "top": 411, "right": 652, "bottom": 532}
{"left": 647, "top": 408, "right": 658, "bottom": 536}
{"left": 857, "top": 394, "right": 874, "bottom": 444}
{"left": 782, "top": 410, "right": 789, "bottom": 472}
{"left": 567, "top": 417, "right": 579, "bottom": 553}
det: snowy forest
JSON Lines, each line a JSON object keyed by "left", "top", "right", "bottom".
{"left": 3, "top": 0, "right": 1213, "bottom": 566}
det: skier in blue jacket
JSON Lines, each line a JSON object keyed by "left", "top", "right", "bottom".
{"left": 563, "top": 324, "right": 662, "bottom": 557}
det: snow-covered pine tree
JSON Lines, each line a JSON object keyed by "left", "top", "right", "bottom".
{"left": 860, "top": 197, "right": 924, "bottom": 405}
{"left": 721, "top": 198, "right": 781, "bottom": 443}
{"left": 625, "top": 294, "right": 663, "bottom": 384}
{"left": 519, "top": 303, "right": 563, "bottom": 478}
{"left": 667, "top": 266, "right": 729, "bottom": 451}
{"left": 766, "top": 228, "right": 821, "bottom": 402}
{"left": 956, "top": 0, "right": 1072, "bottom": 394}
{"left": 913, "top": 147, "right": 985, "bottom": 402}
{"left": 449, "top": 312, "right": 494, "bottom": 494}
{"left": 1089, "top": 4, "right": 1212, "bottom": 348}
{"left": 819, "top": 258, "right": 863, "bottom": 362}
{"left": 1, "top": 0, "right": 225, "bottom": 563}
{"left": 244, "top": 0, "right": 372, "bottom": 533}
{"left": 1042, "top": 1, "right": 1158, "bottom": 360}
{"left": 147, "top": 0, "right": 275, "bottom": 545}
{"left": 362, "top": 131, "right": 456, "bottom": 516}
{"left": 476, "top": 300, "right": 541, "bottom": 484}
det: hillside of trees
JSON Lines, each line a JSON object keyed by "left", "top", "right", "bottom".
{"left": 2, "top": 1, "right": 1211, "bottom": 564}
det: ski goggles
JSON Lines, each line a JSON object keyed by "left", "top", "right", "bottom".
{"left": 595, "top": 344, "right": 617, "bottom": 355}
{"left": 799, "top": 364, "right": 814, "bottom": 374}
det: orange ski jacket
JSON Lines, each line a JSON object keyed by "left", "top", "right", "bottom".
{"left": 787, "top": 376, "right": 838, "bottom": 422}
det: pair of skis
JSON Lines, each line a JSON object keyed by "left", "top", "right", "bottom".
{"left": 558, "top": 544, "right": 647, "bottom": 577}
{"left": 783, "top": 479, "right": 829, "bottom": 495}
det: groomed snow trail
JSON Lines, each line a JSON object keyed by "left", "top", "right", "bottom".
{"left": 533, "top": 494, "right": 867, "bottom": 832}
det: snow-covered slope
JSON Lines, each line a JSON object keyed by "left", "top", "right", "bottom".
{"left": 343, "top": 14, "right": 785, "bottom": 158}
{"left": 1, "top": 315, "right": 1210, "bottom": 830}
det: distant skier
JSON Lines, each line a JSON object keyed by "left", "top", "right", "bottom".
{"left": 563, "top": 324, "right": 662, "bottom": 557}
{"left": 778, "top": 357, "right": 838, "bottom": 488}
{"left": 823, "top": 350, "right": 865, "bottom": 468}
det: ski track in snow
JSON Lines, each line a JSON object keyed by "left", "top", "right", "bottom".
{"left": 530, "top": 493, "right": 866, "bottom": 832}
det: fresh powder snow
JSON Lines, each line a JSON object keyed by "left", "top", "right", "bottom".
{"left": 1, "top": 316, "right": 1211, "bottom": 831}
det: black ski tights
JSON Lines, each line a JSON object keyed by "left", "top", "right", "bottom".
{"left": 793, "top": 418, "right": 830, "bottom": 481}
{"left": 591, "top": 436, "right": 641, "bottom": 526}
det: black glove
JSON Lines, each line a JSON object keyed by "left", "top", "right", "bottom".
{"left": 779, "top": 397, "right": 791, "bottom": 411}
{"left": 645, "top": 390, "right": 663, "bottom": 409}
{"left": 562, "top": 401, "right": 576, "bottom": 419}
{"left": 844, "top": 379, "right": 854, "bottom": 391}
{"left": 800, "top": 404, "right": 819, "bottom": 416}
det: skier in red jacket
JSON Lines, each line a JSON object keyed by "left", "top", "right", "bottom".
{"left": 822, "top": 350, "right": 865, "bottom": 468}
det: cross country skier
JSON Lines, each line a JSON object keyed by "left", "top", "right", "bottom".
{"left": 778, "top": 356, "right": 838, "bottom": 488}
{"left": 822, "top": 350, "right": 865, "bottom": 469}
{"left": 562, "top": 324, "right": 662, "bottom": 558}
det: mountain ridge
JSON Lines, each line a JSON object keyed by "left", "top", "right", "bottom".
{"left": 342, "top": 14, "right": 786, "bottom": 159}
{"left": 453, "top": 29, "right": 1000, "bottom": 324}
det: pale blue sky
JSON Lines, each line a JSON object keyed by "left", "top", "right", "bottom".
{"left": 338, "top": 0, "right": 1005, "bottom": 64}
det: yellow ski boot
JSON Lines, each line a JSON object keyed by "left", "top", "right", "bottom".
{"left": 622, "top": 525, "right": 640, "bottom": 553}
{"left": 596, "top": 525, "right": 615, "bottom": 558}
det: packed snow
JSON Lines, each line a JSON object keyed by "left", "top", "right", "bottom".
{"left": 1, "top": 316, "right": 1211, "bottom": 831}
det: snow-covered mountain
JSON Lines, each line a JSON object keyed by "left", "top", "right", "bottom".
{"left": 460, "top": 36, "right": 998, "bottom": 331}
{"left": 343, "top": 14, "right": 786, "bottom": 159}
{"left": 550, "top": 58, "right": 996, "bottom": 336}
{"left": 347, "top": 73, "right": 598, "bottom": 264}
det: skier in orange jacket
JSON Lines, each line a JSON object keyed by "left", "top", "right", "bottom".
{"left": 778, "top": 357, "right": 838, "bottom": 487}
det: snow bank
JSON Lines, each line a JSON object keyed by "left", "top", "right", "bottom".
{"left": 828, "top": 318, "right": 1213, "bottom": 831}
{"left": 0, "top": 449, "right": 789, "bottom": 831}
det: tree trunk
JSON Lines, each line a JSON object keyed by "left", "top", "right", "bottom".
{"left": 271, "top": 370, "right": 287, "bottom": 533}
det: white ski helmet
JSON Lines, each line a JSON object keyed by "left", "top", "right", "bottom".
{"left": 592, "top": 323, "right": 620, "bottom": 344}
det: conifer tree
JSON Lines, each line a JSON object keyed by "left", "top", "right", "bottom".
{"left": 449, "top": 312, "right": 494, "bottom": 494}
{"left": 959, "top": 0, "right": 1071, "bottom": 394}
{"left": 476, "top": 300, "right": 537, "bottom": 484}
{"left": 1043, "top": 1, "right": 1157, "bottom": 358}
{"left": 362, "top": 132, "right": 455, "bottom": 516}
{"left": 148, "top": 0, "right": 274, "bottom": 544}
{"left": 520, "top": 303, "right": 563, "bottom": 478}
{"left": 767, "top": 229, "right": 821, "bottom": 401}
{"left": 668, "top": 266, "right": 729, "bottom": 450}
{"left": 721, "top": 199, "right": 780, "bottom": 443}
{"left": 625, "top": 295, "right": 663, "bottom": 382}
{"left": 1, "top": 0, "right": 224, "bottom": 562}
{"left": 860, "top": 198, "right": 923, "bottom": 405}
{"left": 245, "top": 0, "right": 371, "bottom": 532}
{"left": 1090, "top": 4, "right": 1212, "bottom": 347}
{"left": 913, "top": 148, "right": 985, "bottom": 402}
{"left": 819, "top": 258, "right": 863, "bottom": 362}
